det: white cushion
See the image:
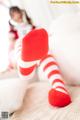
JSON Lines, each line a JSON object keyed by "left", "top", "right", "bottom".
{"left": 0, "top": 70, "right": 38, "bottom": 113}
{"left": 49, "top": 13, "right": 80, "bottom": 85}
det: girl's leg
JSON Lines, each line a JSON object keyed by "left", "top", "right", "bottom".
{"left": 15, "top": 28, "right": 48, "bottom": 80}
{"left": 15, "top": 38, "right": 37, "bottom": 80}
{"left": 39, "top": 54, "right": 71, "bottom": 107}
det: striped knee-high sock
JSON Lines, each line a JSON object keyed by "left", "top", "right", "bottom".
{"left": 39, "top": 54, "right": 71, "bottom": 107}
{"left": 15, "top": 39, "right": 37, "bottom": 80}
{"left": 15, "top": 28, "right": 48, "bottom": 81}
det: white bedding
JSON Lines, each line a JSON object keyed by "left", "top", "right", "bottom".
{"left": 11, "top": 81, "right": 80, "bottom": 120}
{"left": 0, "top": 70, "right": 80, "bottom": 120}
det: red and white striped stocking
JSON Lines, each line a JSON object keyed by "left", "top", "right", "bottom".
{"left": 15, "top": 28, "right": 48, "bottom": 80}
{"left": 39, "top": 54, "right": 71, "bottom": 107}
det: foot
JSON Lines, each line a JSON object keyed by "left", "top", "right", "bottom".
{"left": 48, "top": 88, "right": 71, "bottom": 107}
